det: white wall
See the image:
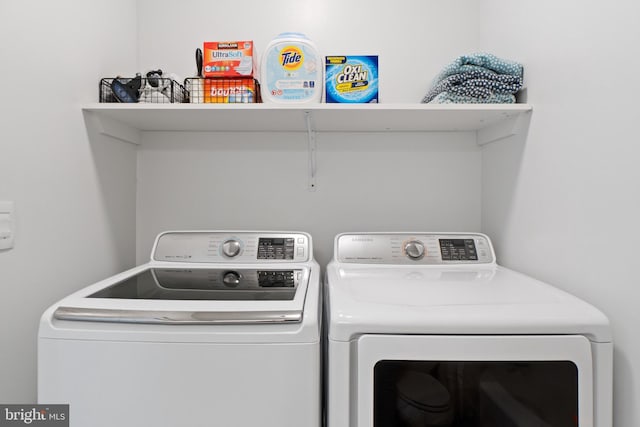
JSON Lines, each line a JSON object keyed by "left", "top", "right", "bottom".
{"left": 0, "top": 1, "right": 138, "bottom": 402}
{"left": 134, "top": 0, "right": 482, "bottom": 265}
{"left": 479, "top": 2, "right": 640, "bottom": 426}
{"left": 137, "top": 0, "right": 480, "bottom": 103}
{"left": 136, "top": 131, "right": 481, "bottom": 266}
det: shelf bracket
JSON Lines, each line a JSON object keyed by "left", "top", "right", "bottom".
{"left": 305, "top": 111, "right": 317, "bottom": 191}
{"left": 476, "top": 110, "right": 531, "bottom": 146}
{"left": 84, "top": 111, "right": 141, "bottom": 145}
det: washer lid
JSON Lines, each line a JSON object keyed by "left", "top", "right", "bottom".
{"left": 87, "top": 268, "right": 301, "bottom": 301}
{"left": 326, "top": 264, "right": 611, "bottom": 342}
{"left": 53, "top": 266, "right": 310, "bottom": 325}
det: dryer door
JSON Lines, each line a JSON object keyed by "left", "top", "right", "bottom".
{"left": 356, "top": 335, "right": 594, "bottom": 427}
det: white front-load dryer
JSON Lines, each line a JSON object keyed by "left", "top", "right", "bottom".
{"left": 39, "top": 231, "right": 321, "bottom": 427}
{"left": 325, "top": 232, "right": 612, "bottom": 427}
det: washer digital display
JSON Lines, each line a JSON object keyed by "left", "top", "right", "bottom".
{"left": 258, "top": 237, "right": 295, "bottom": 260}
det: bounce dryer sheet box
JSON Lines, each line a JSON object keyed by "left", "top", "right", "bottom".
{"left": 204, "top": 79, "right": 257, "bottom": 103}
{"left": 325, "top": 55, "right": 379, "bottom": 103}
{"left": 203, "top": 41, "right": 256, "bottom": 78}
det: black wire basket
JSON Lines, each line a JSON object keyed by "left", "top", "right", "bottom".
{"left": 184, "top": 77, "right": 261, "bottom": 103}
{"left": 99, "top": 77, "right": 187, "bottom": 103}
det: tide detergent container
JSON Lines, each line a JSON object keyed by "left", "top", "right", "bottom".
{"left": 261, "top": 32, "right": 322, "bottom": 103}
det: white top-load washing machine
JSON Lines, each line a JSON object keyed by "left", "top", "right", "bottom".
{"left": 39, "top": 231, "right": 320, "bottom": 427}
{"left": 325, "top": 232, "right": 612, "bottom": 427}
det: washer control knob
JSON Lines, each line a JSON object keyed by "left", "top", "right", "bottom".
{"left": 404, "top": 240, "right": 425, "bottom": 260}
{"left": 222, "top": 239, "right": 241, "bottom": 257}
{"left": 223, "top": 271, "right": 241, "bottom": 287}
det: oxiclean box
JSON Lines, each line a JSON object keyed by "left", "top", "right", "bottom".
{"left": 325, "top": 56, "right": 378, "bottom": 103}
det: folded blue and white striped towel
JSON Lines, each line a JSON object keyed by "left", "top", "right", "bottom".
{"left": 422, "top": 69, "right": 523, "bottom": 103}
{"left": 423, "top": 53, "right": 524, "bottom": 104}
{"left": 431, "top": 92, "right": 516, "bottom": 104}
{"left": 433, "top": 53, "right": 523, "bottom": 82}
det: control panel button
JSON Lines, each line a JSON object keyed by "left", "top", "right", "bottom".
{"left": 404, "top": 240, "right": 425, "bottom": 260}
{"left": 222, "top": 239, "right": 241, "bottom": 258}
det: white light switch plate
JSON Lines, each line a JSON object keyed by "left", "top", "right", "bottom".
{"left": 0, "top": 201, "right": 15, "bottom": 250}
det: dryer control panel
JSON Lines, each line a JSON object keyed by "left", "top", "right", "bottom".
{"left": 152, "top": 231, "right": 311, "bottom": 263}
{"left": 336, "top": 233, "right": 495, "bottom": 265}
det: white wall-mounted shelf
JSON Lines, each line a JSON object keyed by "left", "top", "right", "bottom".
{"left": 83, "top": 103, "right": 532, "bottom": 191}
{"left": 82, "top": 103, "right": 532, "bottom": 146}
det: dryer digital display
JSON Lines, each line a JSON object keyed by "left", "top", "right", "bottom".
{"left": 439, "top": 239, "right": 478, "bottom": 261}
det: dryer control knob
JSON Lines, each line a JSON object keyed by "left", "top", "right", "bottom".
{"left": 404, "top": 240, "right": 425, "bottom": 260}
{"left": 223, "top": 271, "right": 241, "bottom": 287}
{"left": 222, "top": 239, "right": 241, "bottom": 257}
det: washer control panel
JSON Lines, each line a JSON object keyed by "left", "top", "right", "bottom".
{"left": 336, "top": 233, "right": 494, "bottom": 265}
{"left": 153, "top": 231, "right": 311, "bottom": 263}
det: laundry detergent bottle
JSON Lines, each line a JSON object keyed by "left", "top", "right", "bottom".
{"left": 261, "top": 32, "right": 322, "bottom": 104}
